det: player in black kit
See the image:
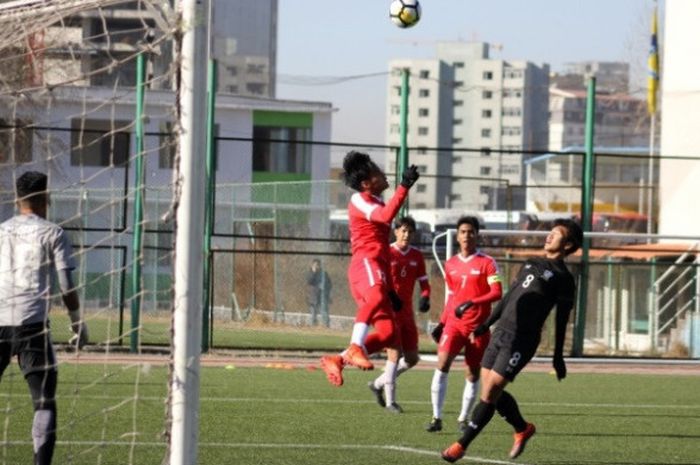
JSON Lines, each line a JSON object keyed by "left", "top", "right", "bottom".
{"left": 442, "top": 218, "right": 583, "bottom": 463}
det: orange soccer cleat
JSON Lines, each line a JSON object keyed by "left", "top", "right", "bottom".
{"left": 509, "top": 422, "right": 536, "bottom": 459}
{"left": 320, "top": 355, "right": 344, "bottom": 387}
{"left": 342, "top": 343, "right": 374, "bottom": 370}
{"left": 441, "top": 442, "right": 465, "bottom": 463}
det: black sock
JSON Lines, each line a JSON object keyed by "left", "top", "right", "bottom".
{"left": 496, "top": 390, "right": 527, "bottom": 432}
{"left": 458, "top": 401, "right": 496, "bottom": 447}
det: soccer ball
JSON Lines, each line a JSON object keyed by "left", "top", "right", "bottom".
{"left": 389, "top": 0, "right": 421, "bottom": 28}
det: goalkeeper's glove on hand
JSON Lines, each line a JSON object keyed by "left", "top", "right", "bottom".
{"left": 454, "top": 300, "right": 474, "bottom": 318}
{"left": 400, "top": 165, "right": 420, "bottom": 188}
{"left": 431, "top": 323, "right": 444, "bottom": 343}
{"left": 418, "top": 296, "right": 430, "bottom": 313}
{"left": 473, "top": 323, "right": 488, "bottom": 337}
{"left": 388, "top": 290, "right": 403, "bottom": 312}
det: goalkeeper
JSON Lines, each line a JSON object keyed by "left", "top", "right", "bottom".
{"left": 0, "top": 171, "right": 89, "bottom": 465}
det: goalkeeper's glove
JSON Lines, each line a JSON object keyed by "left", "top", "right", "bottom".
{"left": 388, "top": 290, "right": 403, "bottom": 312}
{"left": 68, "top": 310, "right": 89, "bottom": 350}
{"left": 454, "top": 300, "right": 474, "bottom": 318}
{"left": 400, "top": 165, "right": 420, "bottom": 188}
{"left": 472, "top": 323, "right": 488, "bottom": 337}
{"left": 430, "top": 323, "right": 444, "bottom": 343}
{"left": 418, "top": 296, "right": 430, "bottom": 313}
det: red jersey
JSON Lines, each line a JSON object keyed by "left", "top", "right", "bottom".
{"left": 389, "top": 243, "right": 430, "bottom": 320}
{"left": 440, "top": 251, "right": 502, "bottom": 332}
{"left": 347, "top": 185, "right": 409, "bottom": 264}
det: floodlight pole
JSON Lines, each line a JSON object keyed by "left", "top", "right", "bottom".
{"left": 573, "top": 77, "right": 596, "bottom": 357}
{"left": 170, "top": 0, "right": 209, "bottom": 464}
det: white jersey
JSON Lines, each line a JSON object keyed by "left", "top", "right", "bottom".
{"left": 0, "top": 214, "right": 75, "bottom": 326}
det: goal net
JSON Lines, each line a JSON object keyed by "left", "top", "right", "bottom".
{"left": 0, "top": 0, "right": 182, "bottom": 463}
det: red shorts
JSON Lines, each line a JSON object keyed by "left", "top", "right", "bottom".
{"left": 438, "top": 324, "right": 491, "bottom": 370}
{"left": 348, "top": 257, "right": 389, "bottom": 303}
{"left": 395, "top": 317, "right": 419, "bottom": 353}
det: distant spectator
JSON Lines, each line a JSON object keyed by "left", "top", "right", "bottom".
{"left": 306, "top": 259, "right": 332, "bottom": 326}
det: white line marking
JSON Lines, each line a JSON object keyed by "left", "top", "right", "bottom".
{"left": 0, "top": 441, "right": 529, "bottom": 464}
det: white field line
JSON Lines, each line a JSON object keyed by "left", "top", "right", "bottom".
{"left": 0, "top": 440, "right": 529, "bottom": 464}
{"left": 0, "top": 392, "right": 697, "bottom": 410}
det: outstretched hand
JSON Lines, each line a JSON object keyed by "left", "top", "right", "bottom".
{"left": 430, "top": 323, "right": 444, "bottom": 343}
{"left": 454, "top": 300, "right": 474, "bottom": 318}
{"left": 400, "top": 165, "right": 420, "bottom": 188}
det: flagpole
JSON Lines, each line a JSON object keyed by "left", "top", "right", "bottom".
{"left": 647, "top": 114, "right": 655, "bottom": 239}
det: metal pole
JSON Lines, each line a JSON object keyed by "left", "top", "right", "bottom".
{"left": 170, "top": 0, "right": 209, "bottom": 463}
{"left": 202, "top": 58, "right": 217, "bottom": 352}
{"left": 573, "top": 77, "right": 596, "bottom": 357}
{"left": 646, "top": 114, "right": 655, "bottom": 239}
{"left": 129, "top": 52, "right": 146, "bottom": 353}
{"left": 398, "top": 68, "right": 410, "bottom": 217}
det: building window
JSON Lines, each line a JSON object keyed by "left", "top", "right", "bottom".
{"left": 390, "top": 124, "right": 400, "bottom": 134}
{"left": 480, "top": 166, "right": 492, "bottom": 176}
{"left": 70, "top": 119, "right": 129, "bottom": 167}
{"left": 227, "top": 85, "right": 238, "bottom": 93}
{"left": 482, "top": 109, "right": 492, "bottom": 118}
{"left": 481, "top": 128, "right": 491, "bottom": 138}
{"left": 454, "top": 81, "right": 464, "bottom": 88}
{"left": 451, "top": 193, "right": 462, "bottom": 201}
{"left": 253, "top": 125, "right": 312, "bottom": 174}
{"left": 246, "top": 63, "right": 266, "bottom": 74}
{"left": 246, "top": 83, "right": 266, "bottom": 95}
{"left": 480, "top": 147, "right": 491, "bottom": 157}
{"left": 416, "top": 184, "right": 427, "bottom": 193}
{"left": 226, "top": 65, "right": 237, "bottom": 76}
{"left": 483, "top": 71, "right": 493, "bottom": 80}
{"left": 454, "top": 100, "right": 463, "bottom": 107}
{"left": 416, "top": 146, "right": 428, "bottom": 154}
{"left": 419, "top": 89, "right": 430, "bottom": 97}
{"left": 418, "top": 108, "right": 429, "bottom": 117}
{"left": 453, "top": 62, "right": 464, "bottom": 68}
{"left": 159, "top": 122, "right": 176, "bottom": 169}
{"left": 419, "top": 70, "right": 430, "bottom": 79}
{"left": 452, "top": 138, "right": 463, "bottom": 144}
{"left": 453, "top": 119, "right": 462, "bottom": 125}
{"left": 0, "top": 119, "right": 32, "bottom": 163}
{"left": 482, "top": 90, "right": 493, "bottom": 99}
{"left": 418, "top": 127, "right": 429, "bottom": 136}
{"left": 391, "top": 105, "right": 401, "bottom": 115}
{"left": 417, "top": 165, "right": 427, "bottom": 173}
{"left": 479, "top": 185, "right": 490, "bottom": 195}
{"left": 502, "top": 127, "right": 522, "bottom": 136}
{"left": 502, "top": 107, "right": 522, "bottom": 117}
{"left": 453, "top": 156, "right": 462, "bottom": 163}
{"left": 394, "top": 86, "right": 402, "bottom": 96}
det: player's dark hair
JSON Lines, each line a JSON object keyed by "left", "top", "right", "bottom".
{"left": 554, "top": 218, "right": 583, "bottom": 255}
{"left": 15, "top": 171, "right": 48, "bottom": 203}
{"left": 342, "top": 150, "right": 379, "bottom": 191}
{"left": 394, "top": 215, "right": 416, "bottom": 231}
{"left": 457, "top": 215, "right": 480, "bottom": 234}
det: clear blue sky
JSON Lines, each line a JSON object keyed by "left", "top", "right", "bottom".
{"left": 277, "top": 0, "right": 661, "bottom": 153}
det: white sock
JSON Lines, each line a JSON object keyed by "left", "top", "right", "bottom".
{"left": 372, "top": 371, "right": 386, "bottom": 389}
{"left": 383, "top": 360, "right": 398, "bottom": 406}
{"left": 396, "top": 357, "right": 411, "bottom": 376}
{"left": 457, "top": 379, "right": 479, "bottom": 422}
{"left": 430, "top": 369, "right": 448, "bottom": 419}
{"left": 350, "top": 323, "right": 369, "bottom": 347}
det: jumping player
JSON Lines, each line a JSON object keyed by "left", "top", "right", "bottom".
{"left": 441, "top": 218, "right": 583, "bottom": 463}
{"left": 366, "top": 216, "right": 431, "bottom": 412}
{"left": 426, "top": 216, "right": 502, "bottom": 433}
{"left": 320, "top": 151, "right": 419, "bottom": 388}
{"left": 0, "top": 171, "right": 89, "bottom": 465}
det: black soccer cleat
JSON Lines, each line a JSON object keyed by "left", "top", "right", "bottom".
{"left": 385, "top": 402, "right": 403, "bottom": 414}
{"left": 426, "top": 417, "right": 443, "bottom": 432}
{"left": 367, "top": 381, "right": 386, "bottom": 408}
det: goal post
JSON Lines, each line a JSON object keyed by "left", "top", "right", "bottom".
{"left": 168, "top": 0, "right": 210, "bottom": 464}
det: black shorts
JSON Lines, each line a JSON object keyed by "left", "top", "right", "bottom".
{"left": 480, "top": 328, "right": 539, "bottom": 381}
{"left": 0, "top": 322, "right": 57, "bottom": 377}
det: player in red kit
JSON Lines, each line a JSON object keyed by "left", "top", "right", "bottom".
{"left": 366, "top": 216, "right": 431, "bottom": 412}
{"left": 320, "top": 151, "right": 419, "bottom": 387}
{"left": 427, "top": 216, "right": 502, "bottom": 433}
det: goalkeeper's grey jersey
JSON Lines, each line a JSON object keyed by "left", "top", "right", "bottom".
{"left": 0, "top": 214, "right": 75, "bottom": 326}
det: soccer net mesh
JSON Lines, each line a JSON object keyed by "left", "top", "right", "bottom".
{"left": 0, "top": 0, "right": 180, "bottom": 463}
